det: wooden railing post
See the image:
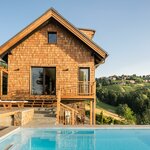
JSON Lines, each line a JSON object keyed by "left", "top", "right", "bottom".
{"left": 93, "top": 81, "right": 96, "bottom": 125}
{"left": 56, "top": 90, "right": 61, "bottom": 125}
{"left": 71, "top": 110, "right": 75, "bottom": 125}
{"left": 90, "top": 100, "right": 93, "bottom": 125}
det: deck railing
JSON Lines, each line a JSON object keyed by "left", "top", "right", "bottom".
{"left": 56, "top": 90, "right": 79, "bottom": 125}
{"left": 60, "top": 81, "right": 95, "bottom": 97}
{"left": 59, "top": 103, "right": 79, "bottom": 125}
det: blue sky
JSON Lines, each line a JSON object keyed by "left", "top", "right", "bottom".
{"left": 0, "top": 0, "right": 150, "bottom": 77}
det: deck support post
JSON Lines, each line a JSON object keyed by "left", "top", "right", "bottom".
{"left": 90, "top": 100, "right": 93, "bottom": 125}
{"left": 93, "top": 81, "right": 96, "bottom": 125}
{"left": 56, "top": 90, "right": 61, "bottom": 125}
{"left": 93, "top": 98, "right": 96, "bottom": 125}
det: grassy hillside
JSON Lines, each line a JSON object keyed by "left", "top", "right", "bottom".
{"left": 96, "top": 101, "right": 116, "bottom": 113}
{"left": 96, "top": 75, "right": 150, "bottom": 124}
{"left": 85, "top": 101, "right": 123, "bottom": 121}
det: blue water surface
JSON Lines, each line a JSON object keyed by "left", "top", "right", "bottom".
{"left": 0, "top": 128, "right": 150, "bottom": 150}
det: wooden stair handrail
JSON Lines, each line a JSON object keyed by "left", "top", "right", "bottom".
{"left": 60, "top": 102, "right": 78, "bottom": 113}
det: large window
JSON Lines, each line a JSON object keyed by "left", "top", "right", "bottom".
{"left": 79, "top": 67, "right": 90, "bottom": 94}
{"left": 31, "top": 67, "right": 56, "bottom": 95}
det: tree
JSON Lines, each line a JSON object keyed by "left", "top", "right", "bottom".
{"left": 116, "top": 104, "right": 136, "bottom": 124}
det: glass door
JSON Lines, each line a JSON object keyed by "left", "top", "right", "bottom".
{"left": 31, "top": 67, "right": 56, "bottom": 95}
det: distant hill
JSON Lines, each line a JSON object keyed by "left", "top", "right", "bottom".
{"left": 96, "top": 74, "right": 150, "bottom": 93}
{"left": 96, "top": 74, "right": 150, "bottom": 125}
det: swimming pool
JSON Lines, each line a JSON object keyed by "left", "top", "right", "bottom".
{"left": 0, "top": 128, "right": 150, "bottom": 150}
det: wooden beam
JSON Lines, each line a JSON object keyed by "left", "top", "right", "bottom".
{"left": 93, "top": 82, "right": 96, "bottom": 125}
{"left": 61, "top": 95, "right": 94, "bottom": 99}
{"left": 56, "top": 90, "right": 61, "bottom": 125}
{"left": 90, "top": 100, "right": 93, "bottom": 125}
{"left": 93, "top": 98, "right": 96, "bottom": 125}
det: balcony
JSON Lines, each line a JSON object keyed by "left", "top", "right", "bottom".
{"left": 60, "top": 81, "right": 96, "bottom": 99}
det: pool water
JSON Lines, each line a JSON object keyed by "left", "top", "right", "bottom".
{"left": 0, "top": 128, "right": 150, "bottom": 150}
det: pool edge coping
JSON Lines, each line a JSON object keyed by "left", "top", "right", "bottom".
{"left": 0, "top": 125, "right": 150, "bottom": 141}
{"left": 0, "top": 127, "right": 20, "bottom": 142}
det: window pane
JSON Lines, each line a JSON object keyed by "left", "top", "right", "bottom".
{"left": 48, "top": 32, "right": 57, "bottom": 43}
{"left": 31, "top": 67, "right": 56, "bottom": 95}
{"left": 79, "top": 68, "right": 90, "bottom": 95}
{"left": 32, "top": 68, "right": 44, "bottom": 95}
{"left": 79, "top": 68, "right": 89, "bottom": 81}
{"left": 44, "top": 68, "right": 56, "bottom": 95}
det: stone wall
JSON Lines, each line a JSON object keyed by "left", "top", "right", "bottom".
{"left": 0, "top": 115, "right": 14, "bottom": 126}
{"left": 0, "top": 108, "right": 34, "bottom": 126}
{"left": 21, "top": 108, "right": 34, "bottom": 125}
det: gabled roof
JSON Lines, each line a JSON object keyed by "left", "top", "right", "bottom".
{"left": 0, "top": 8, "right": 108, "bottom": 60}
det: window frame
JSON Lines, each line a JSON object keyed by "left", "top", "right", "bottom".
{"left": 48, "top": 32, "right": 57, "bottom": 44}
{"left": 78, "top": 67, "right": 90, "bottom": 81}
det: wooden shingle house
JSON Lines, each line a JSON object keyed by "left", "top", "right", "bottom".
{"left": 0, "top": 8, "right": 108, "bottom": 125}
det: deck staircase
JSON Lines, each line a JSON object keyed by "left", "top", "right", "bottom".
{"left": 24, "top": 104, "right": 86, "bottom": 127}
{"left": 23, "top": 90, "right": 85, "bottom": 125}
{"left": 59, "top": 103, "right": 89, "bottom": 125}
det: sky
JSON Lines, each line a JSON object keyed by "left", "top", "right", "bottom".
{"left": 0, "top": 0, "right": 150, "bottom": 77}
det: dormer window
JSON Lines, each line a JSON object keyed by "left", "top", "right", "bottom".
{"left": 48, "top": 32, "right": 57, "bottom": 44}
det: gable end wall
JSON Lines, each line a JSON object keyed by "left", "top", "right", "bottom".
{"left": 7, "top": 21, "right": 95, "bottom": 99}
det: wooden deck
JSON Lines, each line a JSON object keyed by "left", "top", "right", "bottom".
{"left": 0, "top": 81, "right": 96, "bottom": 125}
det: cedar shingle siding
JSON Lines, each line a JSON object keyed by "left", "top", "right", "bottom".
{"left": 8, "top": 21, "right": 95, "bottom": 99}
